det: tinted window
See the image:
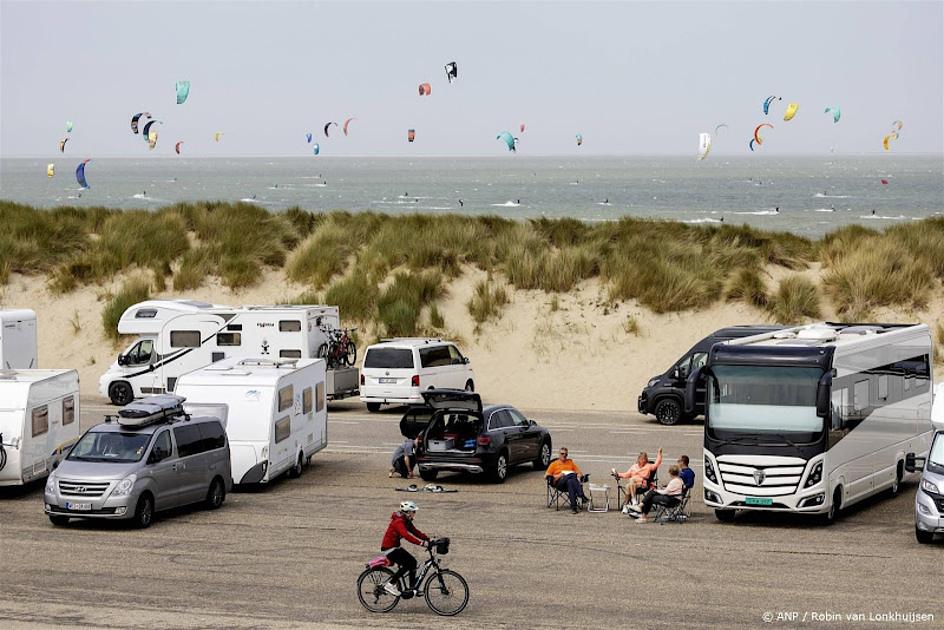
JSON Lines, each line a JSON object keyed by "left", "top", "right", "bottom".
{"left": 279, "top": 320, "right": 302, "bottom": 332}
{"left": 198, "top": 422, "right": 226, "bottom": 451}
{"left": 280, "top": 349, "right": 302, "bottom": 358}
{"left": 275, "top": 417, "right": 291, "bottom": 443}
{"left": 150, "top": 430, "right": 172, "bottom": 462}
{"left": 174, "top": 425, "right": 204, "bottom": 458}
{"left": 420, "top": 346, "right": 453, "bottom": 368}
{"left": 278, "top": 385, "right": 294, "bottom": 412}
{"left": 448, "top": 345, "right": 465, "bottom": 364}
{"left": 62, "top": 397, "right": 76, "bottom": 426}
{"left": 32, "top": 406, "right": 49, "bottom": 437}
{"left": 217, "top": 332, "right": 241, "bottom": 346}
{"left": 303, "top": 387, "right": 313, "bottom": 414}
{"left": 315, "top": 382, "right": 325, "bottom": 412}
{"left": 365, "top": 348, "right": 415, "bottom": 369}
{"left": 135, "top": 309, "right": 157, "bottom": 319}
{"left": 488, "top": 411, "right": 512, "bottom": 430}
{"left": 170, "top": 331, "right": 201, "bottom": 348}
{"left": 507, "top": 408, "right": 530, "bottom": 427}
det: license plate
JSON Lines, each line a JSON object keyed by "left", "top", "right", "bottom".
{"left": 745, "top": 497, "right": 773, "bottom": 506}
{"left": 65, "top": 502, "right": 92, "bottom": 511}
{"left": 379, "top": 378, "right": 397, "bottom": 384}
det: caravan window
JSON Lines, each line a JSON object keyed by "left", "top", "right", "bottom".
{"left": 279, "top": 320, "right": 302, "bottom": 332}
{"left": 303, "top": 387, "right": 313, "bottom": 414}
{"left": 278, "top": 385, "right": 294, "bottom": 412}
{"left": 316, "top": 382, "right": 325, "bottom": 412}
{"left": 170, "top": 331, "right": 201, "bottom": 348}
{"left": 280, "top": 349, "right": 302, "bottom": 358}
{"left": 275, "top": 417, "right": 291, "bottom": 443}
{"left": 62, "top": 397, "right": 75, "bottom": 426}
{"left": 217, "top": 332, "right": 241, "bottom": 346}
{"left": 853, "top": 380, "right": 869, "bottom": 412}
{"left": 877, "top": 375, "right": 889, "bottom": 401}
{"left": 32, "top": 406, "right": 49, "bottom": 437}
{"left": 134, "top": 309, "right": 157, "bottom": 319}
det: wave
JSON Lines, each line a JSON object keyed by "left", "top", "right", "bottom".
{"left": 596, "top": 202, "right": 612, "bottom": 206}
{"left": 812, "top": 208, "right": 836, "bottom": 213}
{"left": 682, "top": 218, "right": 722, "bottom": 224}
{"left": 860, "top": 214, "right": 905, "bottom": 220}
{"left": 312, "top": 183, "right": 328, "bottom": 187}
{"left": 419, "top": 206, "right": 454, "bottom": 211}
{"left": 814, "top": 193, "right": 851, "bottom": 198}
{"left": 490, "top": 201, "right": 520, "bottom": 207}
{"left": 373, "top": 199, "right": 418, "bottom": 205}
{"left": 733, "top": 209, "right": 780, "bottom": 216}
{"left": 239, "top": 197, "right": 262, "bottom": 203}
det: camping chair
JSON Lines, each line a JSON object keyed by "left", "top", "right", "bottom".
{"left": 614, "top": 469, "right": 659, "bottom": 511}
{"left": 586, "top": 480, "right": 610, "bottom": 512}
{"left": 650, "top": 487, "right": 691, "bottom": 524}
{"left": 545, "top": 473, "right": 591, "bottom": 511}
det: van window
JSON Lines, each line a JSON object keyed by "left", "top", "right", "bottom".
{"left": 316, "top": 382, "right": 325, "bottom": 412}
{"left": 279, "top": 320, "right": 302, "bottom": 332}
{"left": 170, "top": 331, "right": 201, "bottom": 348}
{"left": 150, "top": 430, "right": 172, "bottom": 462}
{"left": 303, "top": 387, "right": 313, "bottom": 414}
{"left": 173, "top": 425, "right": 204, "bottom": 458}
{"left": 278, "top": 385, "right": 294, "bottom": 412}
{"left": 365, "top": 348, "right": 414, "bottom": 369}
{"left": 217, "top": 332, "right": 241, "bottom": 346}
{"left": 420, "top": 346, "right": 453, "bottom": 368}
{"left": 198, "top": 422, "right": 226, "bottom": 451}
{"left": 62, "top": 397, "right": 75, "bottom": 426}
{"left": 507, "top": 408, "right": 530, "bottom": 427}
{"left": 275, "top": 417, "right": 291, "bottom": 443}
{"left": 280, "top": 349, "right": 302, "bottom": 358}
{"left": 448, "top": 345, "right": 465, "bottom": 365}
{"left": 32, "top": 406, "right": 49, "bottom": 437}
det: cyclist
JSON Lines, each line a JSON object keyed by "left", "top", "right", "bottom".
{"left": 381, "top": 501, "right": 430, "bottom": 597}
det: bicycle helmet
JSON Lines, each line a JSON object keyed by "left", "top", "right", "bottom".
{"left": 400, "top": 500, "right": 418, "bottom": 513}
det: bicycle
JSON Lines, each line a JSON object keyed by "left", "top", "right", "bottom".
{"left": 356, "top": 537, "right": 469, "bottom": 616}
{"left": 317, "top": 327, "right": 357, "bottom": 369}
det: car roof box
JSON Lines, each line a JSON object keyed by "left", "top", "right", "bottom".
{"left": 117, "top": 394, "right": 186, "bottom": 427}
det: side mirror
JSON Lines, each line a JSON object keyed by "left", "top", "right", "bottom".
{"left": 905, "top": 452, "right": 926, "bottom": 473}
{"left": 672, "top": 367, "right": 680, "bottom": 380}
{"left": 463, "top": 357, "right": 470, "bottom": 364}
{"left": 684, "top": 366, "right": 705, "bottom": 414}
{"left": 816, "top": 372, "right": 833, "bottom": 418}
{"left": 52, "top": 460, "right": 59, "bottom": 470}
{"left": 117, "top": 354, "right": 129, "bottom": 366}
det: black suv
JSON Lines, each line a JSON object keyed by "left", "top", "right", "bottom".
{"left": 400, "top": 389, "right": 552, "bottom": 483}
{"left": 637, "top": 325, "right": 784, "bottom": 425}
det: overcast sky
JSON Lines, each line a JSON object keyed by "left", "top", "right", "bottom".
{"left": 2, "top": 1, "right": 942, "bottom": 157}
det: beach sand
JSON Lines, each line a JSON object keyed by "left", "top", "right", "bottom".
{"left": 1, "top": 267, "right": 940, "bottom": 411}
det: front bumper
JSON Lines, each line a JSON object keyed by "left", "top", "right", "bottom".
{"left": 915, "top": 490, "right": 944, "bottom": 533}
{"left": 44, "top": 484, "right": 136, "bottom": 520}
{"left": 637, "top": 394, "right": 648, "bottom": 414}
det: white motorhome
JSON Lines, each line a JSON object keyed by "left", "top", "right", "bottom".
{"left": 0, "top": 309, "right": 38, "bottom": 369}
{"left": 693, "top": 322, "right": 933, "bottom": 523}
{"left": 174, "top": 357, "right": 328, "bottom": 485}
{"left": 98, "top": 300, "right": 358, "bottom": 405}
{"left": 0, "top": 369, "right": 80, "bottom": 486}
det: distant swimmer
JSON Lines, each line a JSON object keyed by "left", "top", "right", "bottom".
{"left": 458, "top": 199, "right": 464, "bottom": 207}
{"left": 251, "top": 194, "right": 257, "bottom": 200}
{"left": 775, "top": 207, "right": 779, "bottom": 213}
{"left": 604, "top": 198, "right": 609, "bottom": 204}
{"left": 516, "top": 199, "right": 520, "bottom": 204}
{"left": 142, "top": 190, "right": 146, "bottom": 196}
{"left": 872, "top": 209, "right": 876, "bottom": 215}
{"left": 830, "top": 205, "right": 835, "bottom": 211}
{"left": 720, "top": 216, "right": 724, "bottom": 223}
{"left": 274, "top": 183, "right": 279, "bottom": 188}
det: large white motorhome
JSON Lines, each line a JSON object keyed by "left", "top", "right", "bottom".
{"left": 0, "top": 369, "right": 81, "bottom": 486}
{"left": 0, "top": 309, "right": 38, "bottom": 369}
{"left": 98, "top": 300, "right": 359, "bottom": 405}
{"left": 692, "top": 322, "right": 933, "bottom": 523}
{"left": 174, "top": 357, "right": 328, "bottom": 484}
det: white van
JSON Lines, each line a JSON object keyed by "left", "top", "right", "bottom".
{"left": 0, "top": 309, "right": 37, "bottom": 369}
{"left": 98, "top": 300, "right": 358, "bottom": 405}
{"left": 360, "top": 339, "right": 474, "bottom": 412}
{"left": 174, "top": 357, "right": 327, "bottom": 485}
{"left": 0, "top": 369, "right": 80, "bottom": 486}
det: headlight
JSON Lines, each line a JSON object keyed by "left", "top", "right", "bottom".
{"left": 704, "top": 457, "right": 717, "bottom": 483}
{"left": 647, "top": 377, "right": 660, "bottom": 388}
{"left": 45, "top": 475, "right": 56, "bottom": 494}
{"left": 921, "top": 478, "right": 940, "bottom": 495}
{"left": 804, "top": 461, "right": 823, "bottom": 488}
{"left": 111, "top": 474, "right": 137, "bottom": 497}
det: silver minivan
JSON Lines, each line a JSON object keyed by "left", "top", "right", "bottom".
{"left": 44, "top": 395, "right": 232, "bottom": 528}
{"left": 906, "top": 429, "right": 944, "bottom": 544}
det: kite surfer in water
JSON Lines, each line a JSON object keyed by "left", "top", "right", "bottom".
{"left": 458, "top": 199, "right": 464, "bottom": 207}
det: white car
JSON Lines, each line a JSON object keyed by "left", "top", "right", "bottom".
{"left": 360, "top": 339, "right": 474, "bottom": 412}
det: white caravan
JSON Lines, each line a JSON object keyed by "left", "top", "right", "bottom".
{"left": 174, "top": 357, "right": 327, "bottom": 485}
{"left": 0, "top": 309, "right": 38, "bottom": 369}
{"left": 99, "top": 300, "right": 358, "bottom": 405}
{"left": 0, "top": 369, "right": 80, "bottom": 486}
{"left": 693, "top": 322, "right": 933, "bottom": 523}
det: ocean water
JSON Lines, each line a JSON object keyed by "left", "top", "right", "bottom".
{"left": 1, "top": 156, "right": 941, "bottom": 237}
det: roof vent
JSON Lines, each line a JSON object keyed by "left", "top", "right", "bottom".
{"left": 772, "top": 331, "right": 797, "bottom": 339}
{"left": 796, "top": 326, "right": 839, "bottom": 342}
{"left": 839, "top": 325, "right": 884, "bottom": 335}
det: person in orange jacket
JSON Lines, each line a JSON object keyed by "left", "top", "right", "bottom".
{"left": 545, "top": 447, "right": 589, "bottom": 514}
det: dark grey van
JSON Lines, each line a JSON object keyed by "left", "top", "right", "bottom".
{"left": 637, "top": 325, "right": 784, "bottom": 425}
{"left": 44, "top": 395, "right": 232, "bottom": 528}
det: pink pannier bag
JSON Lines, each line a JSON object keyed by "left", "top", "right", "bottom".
{"left": 368, "top": 555, "right": 392, "bottom": 569}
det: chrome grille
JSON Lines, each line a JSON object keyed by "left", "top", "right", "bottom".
{"left": 58, "top": 480, "right": 110, "bottom": 497}
{"left": 718, "top": 461, "right": 803, "bottom": 497}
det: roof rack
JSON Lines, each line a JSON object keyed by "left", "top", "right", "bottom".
{"left": 235, "top": 358, "right": 299, "bottom": 369}
{"left": 111, "top": 395, "right": 188, "bottom": 428}
{"left": 379, "top": 337, "right": 443, "bottom": 344}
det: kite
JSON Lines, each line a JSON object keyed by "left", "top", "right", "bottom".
{"left": 783, "top": 103, "right": 799, "bottom": 121}
{"left": 407, "top": 129, "right": 416, "bottom": 143}
{"left": 496, "top": 131, "right": 516, "bottom": 152}
{"left": 892, "top": 120, "right": 903, "bottom": 132}
{"left": 175, "top": 141, "right": 183, "bottom": 155}
{"left": 176, "top": 80, "right": 190, "bottom": 105}
{"left": 75, "top": 159, "right": 90, "bottom": 189}
{"left": 754, "top": 123, "right": 773, "bottom": 144}
{"left": 324, "top": 121, "right": 338, "bottom": 137}
{"left": 825, "top": 106, "right": 841, "bottom": 123}
{"left": 880, "top": 179, "right": 889, "bottom": 185}
{"left": 46, "top": 163, "right": 55, "bottom": 178}
{"left": 65, "top": 121, "right": 73, "bottom": 133}
{"left": 763, "top": 95, "right": 781, "bottom": 115}
{"left": 698, "top": 133, "right": 712, "bottom": 160}
{"left": 142, "top": 120, "right": 161, "bottom": 144}
{"left": 59, "top": 138, "right": 69, "bottom": 153}
{"left": 749, "top": 139, "right": 756, "bottom": 152}
{"left": 306, "top": 132, "right": 313, "bottom": 143}
{"left": 131, "top": 112, "right": 151, "bottom": 134}
{"left": 882, "top": 133, "right": 898, "bottom": 151}
{"left": 576, "top": 133, "right": 583, "bottom": 147}
{"left": 312, "top": 143, "right": 320, "bottom": 155}
{"left": 418, "top": 82, "right": 432, "bottom": 96}
{"left": 214, "top": 132, "right": 223, "bottom": 142}
{"left": 148, "top": 130, "right": 158, "bottom": 150}
{"left": 444, "top": 61, "right": 458, "bottom": 83}
{"left": 520, "top": 122, "right": 526, "bottom": 133}
{"left": 343, "top": 117, "right": 356, "bottom": 136}
{"left": 714, "top": 123, "right": 728, "bottom": 135}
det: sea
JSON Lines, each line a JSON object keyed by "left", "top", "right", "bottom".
{"left": 2, "top": 156, "right": 942, "bottom": 237}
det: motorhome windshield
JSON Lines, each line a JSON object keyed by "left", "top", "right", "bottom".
{"left": 707, "top": 365, "right": 824, "bottom": 440}
{"left": 67, "top": 430, "right": 152, "bottom": 463}
{"left": 930, "top": 434, "right": 944, "bottom": 469}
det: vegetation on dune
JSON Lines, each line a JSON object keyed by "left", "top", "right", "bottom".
{"left": 725, "top": 267, "right": 769, "bottom": 308}
{"left": 767, "top": 275, "right": 822, "bottom": 324}
{"left": 323, "top": 271, "right": 379, "bottom": 323}
{"left": 101, "top": 277, "right": 152, "bottom": 342}
{"left": 378, "top": 270, "right": 444, "bottom": 337}
{"left": 468, "top": 276, "right": 509, "bottom": 325}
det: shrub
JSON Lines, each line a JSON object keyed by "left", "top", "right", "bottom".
{"left": 429, "top": 304, "right": 445, "bottom": 330}
{"left": 767, "top": 276, "right": 821, "bottom": 324}
{"left": 287, "top": 219, "right": 357, "bottom": 287}
{"left": 324, "top": 272, "right": 379, "bottom": 322}
{"left": 102, "top": 277, "right": 151, "bottom": 341}
{"left": 468, "top": 278, "right": 509, "bottom": 324}
{"left": 725, "top": 267, "right": 768, "bottom": 308}
{"left": 174, "top": 249, "right": 213, "bottom": 291}
{"left": 623, "top": 315, "right": 640, "bottom": 336}
{"left": 378, "top": 271, "right": 444, "bottom": 336}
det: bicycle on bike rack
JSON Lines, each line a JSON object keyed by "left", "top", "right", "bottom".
{"left": 317, "top": 326, "right": 357, "bottom": 369}
{"left": 356, "top": 537, "right": 469, "bottom": 616}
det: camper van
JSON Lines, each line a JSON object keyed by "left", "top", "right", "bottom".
{"left": 694, "top": 322, "right": 933, "bottom": 524}
{"left": 174, "top": 357, "right": 328, "bottom": 485}
{"left": 98, "top": 300, "right": 358, "bottom": 405}
{"left": 0, "top": 369, "right": 80, "bottom": 486}
{"left": 906, "top": 382, "right": 944, "bottom": 544}
{"left": 0, "top": 309, "right": 38, "bottom": 369}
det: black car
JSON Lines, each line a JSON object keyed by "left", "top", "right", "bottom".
{"left": 400, "top": 389, "right": 552, "bottom": 483}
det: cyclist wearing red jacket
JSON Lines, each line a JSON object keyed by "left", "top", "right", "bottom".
{"left": 381, "top": 501, "right": 430, "bottom": 596}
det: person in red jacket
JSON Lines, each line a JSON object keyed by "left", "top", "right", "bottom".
{"left": 381, "top": 500, "right": 430, "bottom": 596}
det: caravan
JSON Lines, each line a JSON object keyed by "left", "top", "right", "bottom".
{"left": 98, "top": 300, "right": 358, "bottom": 405}
{"left": 174, "top": 357, "right": 328, "bottom": 485}
{"left": 0, "top": 369, "right": 80, "bottom": 486}
{"left": 0, "top": 309, "right": 38, "bottom": 369}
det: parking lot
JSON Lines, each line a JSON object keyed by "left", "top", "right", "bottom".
{"left": 0, "top": 399, "right": 940, "bottom": 629}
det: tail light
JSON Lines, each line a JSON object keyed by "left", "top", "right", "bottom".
{"left": 360, "top": 373, "right": 365, "bottom": 385}
{"left": 411, "top": 375, "right": 420, "bottom": 387}
{"left": 477, "top": 435, "right": 492, "bottom": 446}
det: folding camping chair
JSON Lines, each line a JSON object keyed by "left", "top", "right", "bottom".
{"left": 545, "top": 473, "right": 590, "bottom": 511}
{"left": 586, "top": 480, "right": 610, "bottom": 512}
{"left": 650, "top": 487, "right": 691, "bottom": 524}
{"left": 614, "top": 469, "right": 659, "bottom": 511}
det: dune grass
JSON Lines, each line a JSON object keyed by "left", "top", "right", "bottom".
{"left": 323, "top": 271, "right": 379, "bottom": 322}
{"left": 767, "top": 276, "right": 822, "bottom": 324}
{"left": 101, "top": 277, "right": 152, "bottom": 342}
{"left": 468, "top": 277, "right": 509, "bottom": 325}
{"left": 378, "top": 270, "right": 444, "bottom": 337}
{"left": 725, "top": 267, "right": 769, "bottom": 308}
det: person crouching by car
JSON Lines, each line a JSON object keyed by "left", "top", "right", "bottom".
{"left": 546, "top": 447, "right": 589, "bottom": 514}
{"left": 390, "top": 436, "right": 420, "bottom": 479}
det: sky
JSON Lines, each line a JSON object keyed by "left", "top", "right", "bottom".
{"left": 1, "top": 0, "right": 942, "bottom": 157}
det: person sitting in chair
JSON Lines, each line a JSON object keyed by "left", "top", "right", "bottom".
{"left": 632, "top": 465, "right": 685, "bottom": 523}
{"left": 546, "top": 447, "right": 589, "bottom": 514}
{"left": 677, "top": 454, "right": 695, "bottom": 490}
{"left": 613, "top": 447, "right": 663, "bottom": 510}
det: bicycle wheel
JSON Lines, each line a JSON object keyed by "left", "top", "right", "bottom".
{"left": 316, "top": 343, "right": 329, "bottom": 360}
{"left": 345, "top": 341, "right": 357, "bottom": 367}
{"left": 424, "top": 569, "right": 469, "bottom": 616}
{"left": 356, "top": 567, "right": 400, "bottom": 613}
